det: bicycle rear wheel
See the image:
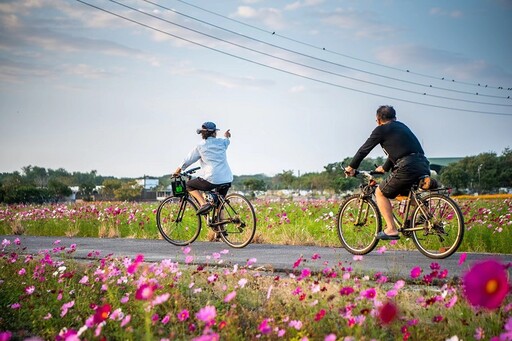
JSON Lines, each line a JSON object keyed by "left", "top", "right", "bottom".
{"left": 411, "top": 194, "right": 464, "bottom": 259}
{"left": 217, "top": 193, "right": 256, "bottom": 248}
{"left": 337, "top": 195, "right": 381, "bottom": 255}
{"left": 156, "top": 196, "right": 201, "bottom": 246}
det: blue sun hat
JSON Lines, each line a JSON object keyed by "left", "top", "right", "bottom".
{"left": 196, "top": 121, "right": 219, "bottom": 134}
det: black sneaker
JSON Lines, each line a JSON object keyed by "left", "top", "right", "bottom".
{"left": 196, "top": 203, "right": 212, "bottom": 215}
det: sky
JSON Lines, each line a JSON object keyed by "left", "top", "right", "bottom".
{"left": 1, "top": 0, "right": 511, "bottom": 179}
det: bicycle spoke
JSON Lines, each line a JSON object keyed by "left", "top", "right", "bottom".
{"left": 337, "top": 196, "right": 380, "bottom": 255}
{"left": 217, "top": 193, "right": 256, "bottom": 248}
{"left": 156, "top": 197, "right": 201, "bottom": 246}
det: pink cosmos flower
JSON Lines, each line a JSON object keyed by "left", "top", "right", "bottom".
{"left": 60, "top": 301, "right": 75, "bottom": 317}
{"left": 127, "top": 254, "right": 144, "bottom": 274}
{"left": 25, "top": 286, "right": 35, "bottom": 295}
{"left": 135, "top": 283, "right": 158, "bottom": 301}
{"left": 177, "top": 309, "right": 190, "bottom": 322}
{"left": 196, "top": 305, "right": 216, "bottom": 323}
{"left": 161, "top": 315, "right": 170, "bottom": 325}
{"left": 17, "top": 268, "right": 26, "bottom": 276}
{"left": 410, "top": 266, "right": 422, "bottom": 279}
{"left": 247, "top": 258, "right": 257, "bottom": 266}
{"left": 224, "top": 291, "right": 237, "bottom": 303}
{"left": 325, "top": 334, "right": 336, "bottom": 341}
{"left": 463, "top": 259, "right": 510, "bottom": 310}
{"left": 445, "top": 295, "right": 458, "bottom": 308}
{"left": 352, "top": 255, "right": 363, "bottom": 261}
{"left": 474, "top": 327, "right": 485, "bottom": 340}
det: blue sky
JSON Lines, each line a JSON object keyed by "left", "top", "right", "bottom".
{"left": 1, "top": 0, "right": 511, "bottom": 178}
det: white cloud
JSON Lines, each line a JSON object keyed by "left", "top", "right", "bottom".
{"left": 285, "top": 0, "right": 324, "bottom": 11}
{"left": 233, "top": 6, "right": 286, "bottom": 30}
{"left": 322, "top": 8, "right": 396, "bottom": 39}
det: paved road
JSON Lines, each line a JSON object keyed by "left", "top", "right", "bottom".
{"left": 3, "top": 235, "right": 511, "bottom": 281}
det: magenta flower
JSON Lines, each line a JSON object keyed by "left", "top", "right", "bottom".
{"left": 463, "top": 259, "right": 510, "bottom": 310}
{"left": 196, "top": 305, "right": 216, "bottom": 323}
{"left": 0, "top": 331, "right": 12, "bottom": 341}
{"left": 127, "top": 254, "right": 144, "bottom": 274}
{"left": 379, "top": 301, "right": 399, "bottom": 324}
{"left": 361, "top": 288, "right": 377, "bottom": 299}
{"left": 93, "top": 304, "right": 112, "bottom": 324}
{"left": 258, "top": 319, "right": 272, "bottom": 334}
{"left": 135, "top": 283, "right": 157, "bottom": 301}
{"left": 177, "top": 309, "right": 190, "bottom": 322}
{"left": 458, "top": 253, "right": 467, "bottom": 266}
{"left": 339, "top": 286, "right": 355, "bottom": 296}
{"left": 410, "top": 266, "right": 422, "bottom": 279}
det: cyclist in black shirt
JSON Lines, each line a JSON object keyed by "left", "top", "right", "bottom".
{"left": 345, "top": 105, "right": 430, "bottom": 240}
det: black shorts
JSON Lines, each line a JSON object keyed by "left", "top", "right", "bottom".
{"left": 379, "top": 154, "right": 430, "bottom": 199}
{"left": 186, "top": 177, "right": 231, "bottom": 197}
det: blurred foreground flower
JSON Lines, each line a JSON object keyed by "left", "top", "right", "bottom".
{"left": 463, "top": 259, "right": 510, "bottom": 310}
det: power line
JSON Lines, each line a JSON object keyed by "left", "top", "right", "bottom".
{"left": 74, "top": 0, "right": 511, "bottom": 117}
{"left": 111, "top": 0, "right": 510, "bottom": 107}
{"left": 141, "top": 0, "right": 510, "bottom": 101}
{"left": 171, "top": 0, "right": 512, "bottom": 92}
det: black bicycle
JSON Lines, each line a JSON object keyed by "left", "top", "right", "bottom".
{"left": 337, "top": 170, "right": 464, "bottom": 259}
{"left": 156, "top": 167, "right": 256, "bottom": 248}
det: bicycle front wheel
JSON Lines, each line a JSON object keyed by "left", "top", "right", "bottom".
{"left": 156, "top": 196, "right": 202, "bottom": 246}
{"left": 411, "top": 194, "right": 464, "bottom": 259}
{"left": 337, "top": 195, "right": 381, "bottom": 255}
{"left": 217, "top": 193, "right": 256, "bottom": 248}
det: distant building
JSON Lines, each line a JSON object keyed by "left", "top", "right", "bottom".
{"left": 136, "top": 177, "right": 159, "bottom": 190}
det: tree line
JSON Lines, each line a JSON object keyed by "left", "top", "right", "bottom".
{"left": 1, "top": 149, "right": 510, "bottom": 204}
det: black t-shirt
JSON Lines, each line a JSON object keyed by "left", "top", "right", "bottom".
{"left": 349, "top": 120, "right": 424, "bottom": 172}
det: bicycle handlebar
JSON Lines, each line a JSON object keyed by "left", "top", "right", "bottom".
{"left": 174, "top": 167, "right": 201, "bottom": 178}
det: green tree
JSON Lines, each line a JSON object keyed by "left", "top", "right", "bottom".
{"left": 242, "top": 178, "right": 266, "bottom": 191}
{"left": 114, "top": 181, "right": 142, "bottom": 201}
{"left": 102, "top": 179, "right": 123, "bottom": 199}
{"left": 48, "top": 179, "right": 72, "bottom": 202}
{"left": 79, "top": 182, "right": 96, "bottom": 202}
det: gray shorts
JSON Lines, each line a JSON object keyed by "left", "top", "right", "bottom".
{"left": 379, "top": 154, "right": 430, "bottom": 199}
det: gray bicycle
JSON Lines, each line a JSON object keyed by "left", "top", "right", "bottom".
{"left": 156, "top": 167, "right": 256, "bottom": 248}
{"left": 337, "top": 170, "right": 464, "bottom": 259}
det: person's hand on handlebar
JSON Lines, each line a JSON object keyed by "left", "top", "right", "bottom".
{"left": 374, "top": 165, "right": 385, "bottom": 174}
{"left": 344, "top": 166, "right": 356, "bottom": 177}
{"left": 224, "top": 129, "right": 231, "bottom": 138}
{"left": 173, "top": 167, "right": 182, "bottom": 177}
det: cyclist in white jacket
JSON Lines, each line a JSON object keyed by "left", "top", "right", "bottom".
{"left": 174, "top": 121, "right": 233, "bottom": 215}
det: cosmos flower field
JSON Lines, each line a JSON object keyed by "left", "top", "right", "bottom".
{"left": 0, "top": 197, "right": 511, "bottom": 340}
{"left": 0, "top": 237, "right": 510, "bottom": 340}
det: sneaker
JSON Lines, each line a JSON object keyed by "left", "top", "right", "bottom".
{"left": 196, "top": 203, "right": 212, "bottom": 215}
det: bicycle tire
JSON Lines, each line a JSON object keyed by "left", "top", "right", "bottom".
{"left": 156, "top": 196, "right": 202, "bottom": 246}
{"left": 411, "top": 193, "right": 464, "bottom": 259}
{"left": 337, "top": 195, "right": 381, "bottom": 255}
{"left": 217, "top": 193, "right": 256, "bottom": 248}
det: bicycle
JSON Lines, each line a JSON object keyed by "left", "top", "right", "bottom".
{"left": 156, "top": 167, "right": 257, "bottom": 248}
{"left": 336, "top": 170, "right": 464, "bottom": 259}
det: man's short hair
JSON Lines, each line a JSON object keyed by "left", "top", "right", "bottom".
{"left": 376, "top": 105, "right": 396, "bottom": 121}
